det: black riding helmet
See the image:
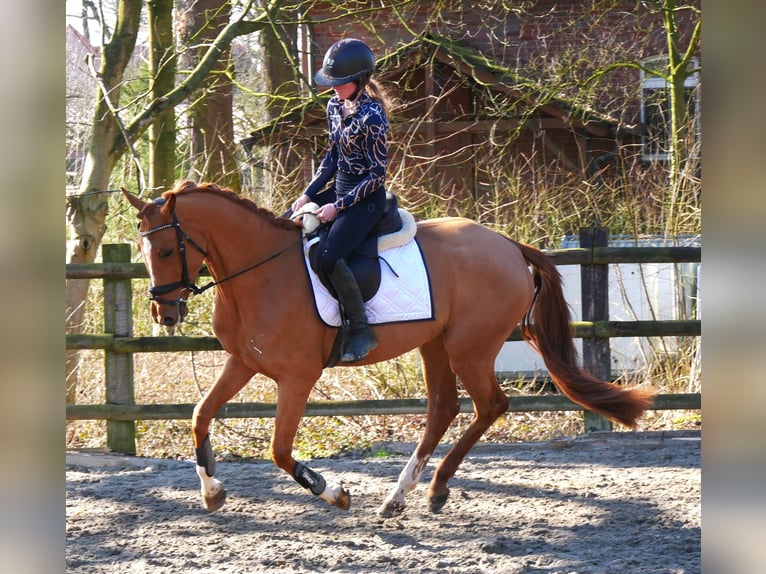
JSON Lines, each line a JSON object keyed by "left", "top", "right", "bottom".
{"left": 314, "top": 38, "right": 375, "bottom": 88}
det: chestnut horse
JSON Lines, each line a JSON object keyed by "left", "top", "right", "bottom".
{"left": 124, "top": 182, "right": 653, "bottom": 516}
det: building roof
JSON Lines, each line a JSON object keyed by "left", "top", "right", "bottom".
{"left": 241, "top": 33, "right": 626, "bottom": 154}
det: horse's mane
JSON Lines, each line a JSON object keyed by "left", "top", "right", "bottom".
{"left": 163, "top": 181, "right": 301, "bottom": 232}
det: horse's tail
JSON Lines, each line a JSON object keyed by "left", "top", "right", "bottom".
{"left": 510, "top": 239, "right": 654, "bottom": 428}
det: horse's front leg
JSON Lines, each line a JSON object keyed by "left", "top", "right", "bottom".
{"left": 192, "top": 355, "right": 255, "bottom": 512}
{"left": 271, "top": 380, "right": 351, "bottom": 510}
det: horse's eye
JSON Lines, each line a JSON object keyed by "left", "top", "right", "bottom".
{"left": 158, "top": 248, "right": 174, "bottom": 258}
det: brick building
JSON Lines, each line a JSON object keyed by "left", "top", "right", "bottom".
{"left": 241, "top": 1, "right": 700, "bottom": 205}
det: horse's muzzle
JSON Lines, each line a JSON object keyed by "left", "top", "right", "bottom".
{"left": 150, "top": 299, "right": 188, "bottom": 326}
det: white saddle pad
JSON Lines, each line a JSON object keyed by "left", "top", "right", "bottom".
{"left": 303, "top": 237, "right": 435, "bottom": 327}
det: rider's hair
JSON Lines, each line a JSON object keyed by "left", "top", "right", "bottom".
{"left": 363, "top": 78, "right": 392, "bottom": 117}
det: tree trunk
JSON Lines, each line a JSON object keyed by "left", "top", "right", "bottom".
{"left": 177, "top": 0, "right": 239, "bottom": 191}
{"left": 66, "top": 0, "right": 143, "bottom": 404}
{"left": 148, "top": 0, "right": 177, "bottom": 196}
{"left": 258, "top": 4, "right": 301, "bottom": 198}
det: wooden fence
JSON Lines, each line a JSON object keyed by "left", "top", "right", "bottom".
{"left": 66, "top": 229, "right": 701, "bottom": 454}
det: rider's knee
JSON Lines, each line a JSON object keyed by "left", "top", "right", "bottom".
{"left": 316, "top": 249, "right": 338, "bottom": 276}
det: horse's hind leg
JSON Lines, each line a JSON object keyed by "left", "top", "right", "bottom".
{"left": 428, "top": 359, "right": 508, "bottom": 513}
{"left": 377, "top": 338, "right": 460, "bottom": 517}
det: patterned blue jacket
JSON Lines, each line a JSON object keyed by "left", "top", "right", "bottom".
{"left": 304, "top": 92, "right": 388, "bottom": 212}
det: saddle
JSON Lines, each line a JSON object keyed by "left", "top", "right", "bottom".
{"left": 294, "top": 192, "right": 417, "bottom": 301}
{"left": 290, "top": 194, "right": 424, "bottom": 368}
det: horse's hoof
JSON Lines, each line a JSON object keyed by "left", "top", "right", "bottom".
{"left": 332, "top": 485, "right": 351, "bottom": 511}
{"left": 376, "top": 500, "right": 405, "bottom": 518}
{"left": 429, "top": 490, "right": 450, "bottom": 513}
{"left": 203, "top": 488, "right": 227, "bottom": 512}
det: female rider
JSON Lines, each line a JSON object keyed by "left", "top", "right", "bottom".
{"left": 291, "top": 38, "right": 391, "bottom": 363}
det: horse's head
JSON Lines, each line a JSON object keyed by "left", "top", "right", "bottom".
{"left": 123, "top": 188, "right": 207, "bottom": 327}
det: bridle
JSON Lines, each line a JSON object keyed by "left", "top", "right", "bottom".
{"left": 139, "top": 200, "right": 301, "bottom": 309}
{"left": 139, "top": 212, "right": 208, "bottom": 308}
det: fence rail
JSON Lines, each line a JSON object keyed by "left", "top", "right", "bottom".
{"left": 66, "top": 233, "right": 702, "bottom": 453}
{"left": 66, "top": 393, "right": 700, "bottom": 421}
{"left": 66, "top": 320, "right": 701, "bottom": 353}
{"left": 64, "top": 246, "right": 703, "bottom": 280}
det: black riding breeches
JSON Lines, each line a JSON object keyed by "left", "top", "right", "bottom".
{"left": 314, "top": 179, "right": 386, "bottom": 276}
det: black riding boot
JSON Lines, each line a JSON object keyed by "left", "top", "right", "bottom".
{"left": 329, "top": 259, "right": 377, "bottom": 363}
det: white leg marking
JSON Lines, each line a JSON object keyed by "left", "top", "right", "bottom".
{"left": 317, "top": 481, "right": 344, "bottom": 505}
{"left": 196, "top": 465, "right": 224, "bottom": 498}
{"left": 381, "top": 450, "right": 430, "bottom": 510}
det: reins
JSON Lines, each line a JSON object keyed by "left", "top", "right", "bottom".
{"left": 193, "top": 237, "right": 301, "bottom": 295}
{"left": 140, "top": 209, "right": 301, "bottom": 303}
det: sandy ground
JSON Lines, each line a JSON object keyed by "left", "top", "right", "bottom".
{"left": 66, "top": 430, "right": 700, "bottom": 573}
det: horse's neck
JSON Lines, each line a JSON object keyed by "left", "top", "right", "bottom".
{"left": 188, "top": 199, "right": 298, "bottom": 285}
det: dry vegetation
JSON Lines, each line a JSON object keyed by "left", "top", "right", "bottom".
{"left": 66, "top": 344, "right": 700, "bottom": 461}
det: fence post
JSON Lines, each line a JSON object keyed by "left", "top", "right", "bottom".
{"left": 103, "top": 243, "right": 136, "bottom": 453}
{"left": 579, "top": 228, "right": 613, "bottom": 432}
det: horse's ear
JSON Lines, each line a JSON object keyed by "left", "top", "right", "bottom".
{"left": 122, "top": 188, "right": 146, "bottom": 213}
{"left": 160, "top": 193, "right": 176, "bottom": 216}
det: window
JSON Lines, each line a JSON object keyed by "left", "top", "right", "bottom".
{"left": 640, "top": 56, "right": 700, "bottom": 161}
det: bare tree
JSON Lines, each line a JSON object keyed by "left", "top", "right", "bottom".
{"left": 66, "top": 0, "right": 269, "bottom": 402}
{"left": 655, "top": 0, "right": 701, "bottom": 233}
{"left": 256, "top": 1, "right": 302, "bottom": 197}
{"left": 66, "top": 0, "right": 143, "bottom": 404}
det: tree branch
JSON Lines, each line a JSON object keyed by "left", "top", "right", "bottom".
{"left": 85, "top": 52, "right": 146, "bottom": 192}
{"left": 119, "top": 1, "right": 270, "bottom": 156}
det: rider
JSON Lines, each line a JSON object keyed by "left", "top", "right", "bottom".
{"left": 291, "top": 38, "right": 391, "bottom": 364}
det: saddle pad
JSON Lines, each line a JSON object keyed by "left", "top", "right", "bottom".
{"left": 303, "top": 237, "right": 435, "bottom": 327}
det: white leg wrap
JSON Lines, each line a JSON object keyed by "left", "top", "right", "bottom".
{"left": 196, "top": 465, "right": 224, "bottom": 498}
